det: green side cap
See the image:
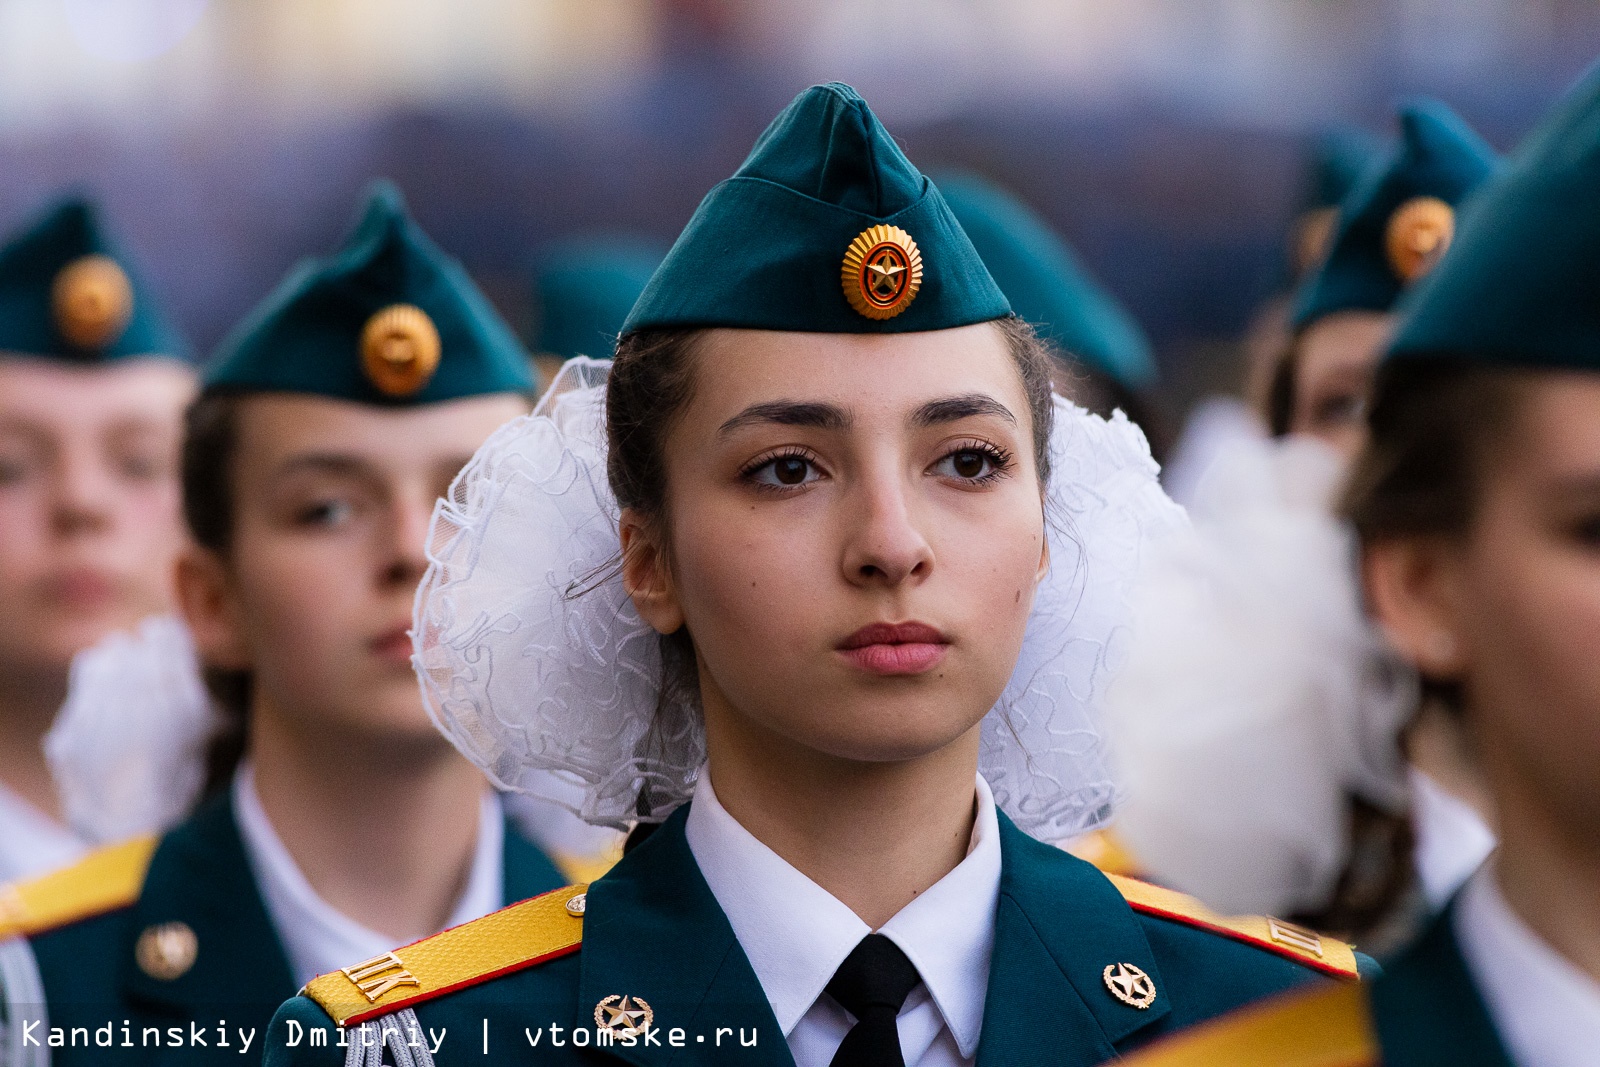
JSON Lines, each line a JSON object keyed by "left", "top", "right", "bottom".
{"left": 533, "top": 237, "right": 665, "bottom": 360}
{"left": 1293, "top": 101, "right": 1499, "bottom": 329}
{"left": 622, "top": 83, "right": 1010, "bottom": 336}
{"left": 1391, "top": 65, "right": 1600, "bottom": 369}
{"left": 937, "top": 171, "right": 1156, "bottom": 388}
{"left": 0, "top": 196, "right": 191, "bottom": 363}
{"left": 206, "top": 181, "right": 532, "bottom": 403}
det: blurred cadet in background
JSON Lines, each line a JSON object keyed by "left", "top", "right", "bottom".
{"left": 0, "top": 197, "right": 195, "bottom": 882}
{"left": 1165, "top": 128, "right": 1389, "bottom": 508}
{"left": 1115, "top": 65, "right": 1600, "bottom": 1064}
{"left": 0, "top": 183, "right": 567, "bottom": 1064}
{"left": 527, "top": 236, "right": 666, "bottom": 391}
{"left": 1268, "top": 101, "right": 1500, "bottom": 456}
{"left": 936, "top": 171, "right": 1170, "bottom": 461}
{"left": 270, "top": 82, "right": 1369, "bottom": 1067}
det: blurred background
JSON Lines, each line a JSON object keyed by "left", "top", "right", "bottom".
{"left": 5, "top": 0, "right": 1598, "bottom": 416}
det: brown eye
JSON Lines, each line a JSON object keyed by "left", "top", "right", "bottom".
{"left": 951, "top": 450, "right": 986, "bottom": 478}
{"left": 773, "top": 457, "right": 809, "bottom": 485}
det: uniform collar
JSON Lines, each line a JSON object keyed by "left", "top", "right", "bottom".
{"left": 118, "top": 789, "right": 294, "bottom": 1016}
{"left": 1368, "top": 894, "right": 1515, "bottom": 1067}
{"left": 683, "top": 769, "right": 998, "bottom": 1058}
{"left": 975, "top": 815, "right": 1171, "bottom": 1065}
{"left": 1455, "top": 864, "right": 1600, "bottom": 1067}
{"left": 579, "top": 806, "right": 787, "bottom": 1067}
{"left": 232, "top": 764, "right": 505, "bottom": 988}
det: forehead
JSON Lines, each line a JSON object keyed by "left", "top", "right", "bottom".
{"left": 1298, "top": 312, "right": 1394, "bottom": 378}
{"left": 1496, "top": 373, "right": 1600, "bottom": 479}
{"left": 232, "top": 392, "right": 526, "bottom": 473}
{"left": 688, "top": 322, "right": 1022, "bottom": 419}
{"left": 0, "top": 357, "right": 195, "bottom": 428}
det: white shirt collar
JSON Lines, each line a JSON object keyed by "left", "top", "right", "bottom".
{"left": 684, "top": 769, "right": 1000, "bottom": 1059}
{"left": 1455, "top": 863, "right": 1600, "bottom": 1067}
{"left": 0, "top": 778, "right": 86, "bottom": 882}
{"left": 232, "top": 764, "right": 505, "bottom": 988}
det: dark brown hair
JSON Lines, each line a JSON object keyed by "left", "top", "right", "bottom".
{"left": 180, "top": 391, "right": 255, "bottom": 799}
{"left": 1292, "top": 358, "right": 1530, "bottom": 943}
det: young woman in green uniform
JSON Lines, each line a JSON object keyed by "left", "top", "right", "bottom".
{"left": 1117, "top": 64, "right": 1600, "bottom": 1067}
{"left": 264, "top": 85, "right": 1372, "bottom": 1067}
{"left": 0, "top": 184, "right": 566, "bottom": 1066}
{"left": 0, "top": 198, "right": 196, "bottom": 881}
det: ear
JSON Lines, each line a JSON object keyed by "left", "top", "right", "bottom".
{"left": 1362, "top": 536, "right": 1468, "bottom": 679}
{"left": 619, "top": 508, "right": 684, "bottom": 636}
{"left": 174, "top": 546, "right": 252, "bottom": 671}
{"left": 1035, "top": 524, "right": 1051, "bottom": 585}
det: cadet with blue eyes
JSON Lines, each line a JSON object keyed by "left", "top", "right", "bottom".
{"left": 265, "top": 84, "right": 1371, "bottom": 1067}
{"left": 0, "top": 183, "right": 566, "bottom": 1065}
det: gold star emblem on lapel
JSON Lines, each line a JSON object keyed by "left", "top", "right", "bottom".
{"left": 594, "top": 994, "right": 653, "bottom": 1038}
{"left": 1102, "top": 962, "right": 1157, "bottom": 1009}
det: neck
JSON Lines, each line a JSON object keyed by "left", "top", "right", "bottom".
{"left": 1490, "top": 779, "right": 1600, "bottom": 984}
{"left": 0, "top": 662, "right": 68, "bottom": 821}
{"left": 703, "top": 698, "right": 980, "bottom": 931}
{"left": 248, "top": 696, "right": 488, "bottom": 943}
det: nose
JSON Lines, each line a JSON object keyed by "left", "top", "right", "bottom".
{"left": 379, "top": 491, "right": 435, "bottom": 590}
{"left": 841, "top": 468, "right": 934, "bottom": 589}
{"left": 50, "top": 446, "right": 114, "bottom": 539}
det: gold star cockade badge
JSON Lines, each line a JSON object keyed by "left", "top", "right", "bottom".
{"left": 594, "top": 994, "right": 654, "bottom": 1039}
{"left": 841, "top": 224, "right": 923, "bottom": 320}
{"left": 53, "top": 254, "right": 134, "bottom": 351}
{"left": 361, "top": 303, "right": 442, "bottom": 397}
{"left": 1102, "top": 962, "right": 1157, "bottom": 1009}
{"left": 135, "top": 921, "right": 199, "bottom": 982}
{"left": 1386, "top": 196, "right": 1455, "bottom": 283}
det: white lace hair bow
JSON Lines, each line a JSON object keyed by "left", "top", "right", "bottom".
{"left": 45, "top": 614, "right": 220, "bottom": 843}
{"left": 1106, "top": 435, "right": 1417, "bottom": 916}
{"left": 414, "top": 358, "right": 1187, "bottom": 837}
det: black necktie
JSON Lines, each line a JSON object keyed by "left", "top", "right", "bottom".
{"left": 825, "top": 934, "right": 923, "bottom": 1067}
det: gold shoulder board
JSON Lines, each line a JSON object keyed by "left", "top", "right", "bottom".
{"left": 1106, "top": 873, "right": 1362, "bottom": 980}
{"left": 1066, "top": 828, "right": 1145, "bottom": 879}
{"left": 1113, "top": 981, "right": 1377, "bottom": 1067}
{"left": 304, "top": 883, "right": 588, "bottom": 1027}
{"left": 0, "top": 835, "right": 158, "bottom": 938}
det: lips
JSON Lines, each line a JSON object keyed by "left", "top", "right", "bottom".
{"left": 370, "top": 626, "right": 415, "bottom": 667}
{"left": 836, "top": 621, "right": 950, "bottom": 676}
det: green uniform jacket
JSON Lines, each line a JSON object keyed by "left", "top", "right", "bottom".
{"left": 17, "top": 791, "right": 566, "bottom": 1066}
{"left": 265, "top": 805, "right": 1373, "bottom": 1066}
{"left": 1367, "top": 903, "right": 1515, "bottom": 1067}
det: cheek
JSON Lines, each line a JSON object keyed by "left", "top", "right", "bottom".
{"left": 1464, "top": 532, "right": 1600, "bottom": 766}
{"left": 231, "top": 536, "right": 358, "bottom": 670}
{"left": 0, "top": 489, "right": 50, "bottom": 581}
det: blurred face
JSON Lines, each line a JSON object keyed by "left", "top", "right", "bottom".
{"left": 0, "top": 357, "right": 194, "bottom": 679}
{"left": 1291, "top": 311, "right": 1394, "bottom": 457}
{"left": 624, "top": 323, "right": 1048, "bottom": 766}
{"left": 183, "top": 393, "right": 526, "bottom": 747}
{"left": 1368, "top": 375, "right": 1600, "bottom": 851}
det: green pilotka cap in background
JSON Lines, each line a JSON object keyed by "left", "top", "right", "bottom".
{"left": 1292, "top": 101, "right": 1500, "bottom": 330}
{"left": 623, "top": 82, "right": 1011, "bottom": 337}
{"left": 1289, "top": 127, "right": 1390, "bottom": 276}
{"left": 0, "top": 196, "right": 192, "bottom": 363}
{"left": 206, "top": 181, "right": 533, "bottom": 403}
{"left": 1390, "top": 63, "right": 1600, "bottom": 369}
{"left": 936, "top": 170, "right": 1156, "bottom": 389}
{"left": 532, "top": 237, "right": 665, "bottom": 360}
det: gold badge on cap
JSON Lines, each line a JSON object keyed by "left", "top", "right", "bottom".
{"left": 360, "top": 303, "right": 442, "bottom": 397}
{"left": 1103, "top": 962, "right": 1157, "bottom": 1009}
{"left": 841, "top": 225, "right": 923, "bottom": 320}
{"left": 52, "top": 254, "right": 134, "bottom": 350}
{"left": 135, "top": 921, "right": 198, "bottom": 981}
{"left": 595, "top": 994, "right": 653, "bottom": 1038}
{"left": 1385, "top": 196, "right": 1455, "bottom": 283}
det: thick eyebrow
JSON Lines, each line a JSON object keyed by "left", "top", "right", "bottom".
{"left": 718, "top": 401, "right": 850, "bottom": 437}
{"left": 269, "top": 453, "right": 376, "bottom": 482}
{"left": 912, "top": 393, "right": 1017, "bottom": 428}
